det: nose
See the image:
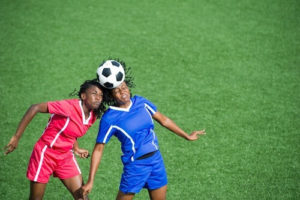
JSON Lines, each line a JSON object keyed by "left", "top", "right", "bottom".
{"left": 96, "top": 94, "right": 102, "bottom": 101}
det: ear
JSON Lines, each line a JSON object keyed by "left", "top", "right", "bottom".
{"left": 81, "top": 92, "right": 86, "bottom": 100}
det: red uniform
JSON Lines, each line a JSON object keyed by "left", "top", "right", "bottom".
{"left": 27, "top": 99, "right": 97, "bottom": 183}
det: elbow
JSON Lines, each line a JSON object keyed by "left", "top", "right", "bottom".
{"left": 29, "top": 103, "right": 48, "bottom": 113}
{"left": 29, "top": 104, "right": 40, "bottom": 113}
{"left": 160, "top": 118, "right": 171, "bottom": 127}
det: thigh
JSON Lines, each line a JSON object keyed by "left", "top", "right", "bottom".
{"left": 146, "top": 152, "right": 167, "bottom": 191}
{"left": 61, "top": 174, "right": 87, "bottom": 200}
{"left": 27, "top": 144, "right": 55, "bottom": 183}
{"left": 116, "top": 190, "right": 135, "bottom": 200}
{"left": 148, "top": 185, "right": 167, "bottom": 200}
{"left": 29, "top": 181, "right": 47, "bottom": 200}
{"left": 119, "top": 163, "right": 152, "bottom": 194}
{"left": 54, "top": 151, "right": 81, "bottom": 180}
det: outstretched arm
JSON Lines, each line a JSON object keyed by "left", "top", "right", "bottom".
{"left": 82, "top": 143, "right": 105, "bottom": 195}
{"left": 4, "top": 102, "right": 48, "bottom": 155}
{"left": 153, "top": 111, "right": 206, "bottom": 141}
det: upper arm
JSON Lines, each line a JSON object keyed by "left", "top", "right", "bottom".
{"left": 153, "top": 111, "right": 169, "bottom": 126}
{"left": 32, "top": 102, "right": 48, "bottom": 113}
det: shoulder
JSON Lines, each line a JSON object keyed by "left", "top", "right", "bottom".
{"left": 49, "top": 99, "right": 78, "bottom": 104}
{"left": 132, "top": 95, "right": 149, "bottom": 104}
{"left": 133, "top": 95, "right": 155, "bottom": 106}
{"left": 63, "top": 99, "right": 80, "bottom": 109}
{"left": 101, "top": 108, "right": 117, "bottom": 122}
{"left": 47, "top": 99, "right": 79, "bottom": 109}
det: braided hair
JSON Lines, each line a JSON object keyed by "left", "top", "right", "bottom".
{"left": 97, "top": 58, "right": 135, "bottom": 107}
{"left": 70, "top": 79, "right": 107, "bottom": 118}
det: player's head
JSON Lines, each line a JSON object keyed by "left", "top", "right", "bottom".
{"left": 100, "top": 59, "right": 135, "bottom": 107}
{"left": 110, "top": 82, "right": 131, "bottom": 106}
{"left": 77, "top": 79, "right": 106, "bottom": 118}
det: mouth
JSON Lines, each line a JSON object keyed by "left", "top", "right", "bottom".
{"left": 93, "top": 102, "right": 101, "bottom": 107}
{"left": 121, "top": 94, "right": 128, "bottom": 99}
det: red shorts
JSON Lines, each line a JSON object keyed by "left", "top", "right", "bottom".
{"left": 26, "top": 141, "right": 81, "bottom": 183}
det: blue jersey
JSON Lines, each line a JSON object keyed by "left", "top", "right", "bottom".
{"left": 96, "top": 96, "right": 159, "bottom": 164}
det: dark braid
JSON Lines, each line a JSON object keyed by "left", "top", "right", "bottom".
{"left": 97, "top": 58, "right": 135, "bottom": 107}
{"left": 70, "top": 79, "right": 107, "bottom": 118}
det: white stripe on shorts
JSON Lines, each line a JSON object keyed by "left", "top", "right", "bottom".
{"left": 72, "top": 151, "right": 81, "bottom": 174}
{"left": 34, "top": 145, "right": 48, "bottom": 182}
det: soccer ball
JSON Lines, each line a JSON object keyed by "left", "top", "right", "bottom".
{"left": 96, "top": 60, "right": 125, "bottom": 89}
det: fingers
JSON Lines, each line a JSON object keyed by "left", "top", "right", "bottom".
{"left": 188, "top": 129, "right": 206, "bottom": 141}
{"left": 193, "top": 130, "right": 206, "bottom": 135}
{"left": 3, "top": 144, "right": 16, "bottom": 155}
{"left": 197, "top": 129, "right": 206, "bottom": 135}
{"left": 79, "top": 152, "right": 90, "bottom": 159}
{"left": 75, "top": 149, "right": 89, "bottom": 158}
{"left": 82, "top": 186, "right": 90, "bottom": 196}
{"left": 82, "top": 153, "right": 89, "bottom": 158}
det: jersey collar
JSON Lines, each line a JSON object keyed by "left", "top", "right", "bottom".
{"left": 79, "top": 100, "right": 92, "bottom": 124}
{"left": 109, "top": 100, "right": 132, "bottom": 112}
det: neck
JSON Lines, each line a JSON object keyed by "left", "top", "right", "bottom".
{"left": 82, "top": 101, "right": 91, "bottom": 118}
{"left": 117, "top": 101, "right": 131, "bottom": 109}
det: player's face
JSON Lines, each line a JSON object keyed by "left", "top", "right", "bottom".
{"left": 112, "top": 82, "right": 130, "bottom": 107}
{"left": 82, "top": 85, "right": 103, "bottom": 110}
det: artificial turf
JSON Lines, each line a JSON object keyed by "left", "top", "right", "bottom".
{"left": 0, "top": 0, "right": 299, "bottom": 199}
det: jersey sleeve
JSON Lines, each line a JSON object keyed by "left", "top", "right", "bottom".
{"left": 142, "top": 97, "right": 157, "bottom": 115}
{"left": 96, "top": 118, "right": 114, "bottom": 144}
{"left": 47, "top": 100, "right": 72, "bottom": 117}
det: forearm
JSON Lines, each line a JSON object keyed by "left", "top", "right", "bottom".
{"left": 161, "top": 118, "right": 190, "bottom": 140}
{"left": 73, "top": 140, "right": 79, "bottom": 151}
{"left": 87, "top": 143, "right": 104, "bottom": 183}
{"left": 153, "top": 111, "right": 191, "bottom": 140}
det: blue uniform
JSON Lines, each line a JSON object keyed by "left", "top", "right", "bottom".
{"left": 96, "top": 95, "right": 167, "bottom": 193}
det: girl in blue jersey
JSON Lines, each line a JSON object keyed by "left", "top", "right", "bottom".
{"left": 82, "top": 62, "right": 206, "bottom": 200}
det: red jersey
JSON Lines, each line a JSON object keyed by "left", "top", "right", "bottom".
{"left": 37, "top": 99, "right": 97, "bottom": 152}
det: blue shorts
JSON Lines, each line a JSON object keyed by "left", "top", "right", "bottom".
{"left": 119, "top": 150, "right": 168, "bottom": 194}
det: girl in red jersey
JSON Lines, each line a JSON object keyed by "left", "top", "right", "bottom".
{"left": 4, "top": 79, "right": 106, "bottom": 200}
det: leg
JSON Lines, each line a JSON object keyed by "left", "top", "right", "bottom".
{"left": 29, "top": 181, "right": 47, "bottom": 200}
{"left": 116, "top": 190, "right": 135, "bottom": 200}
{"left": 148, "top": 185, "right": 167, "bottom": 200}
{"left": 60, "top": 174, "right": 88, "bottom": 200}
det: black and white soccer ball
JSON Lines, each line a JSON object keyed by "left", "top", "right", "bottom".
{"left": 96, "top": 60, "right": 125, "bottom": 89}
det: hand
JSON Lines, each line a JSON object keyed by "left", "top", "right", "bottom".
{"left": 187, "top": 129, "right": 206, "bottom": 141}
{"left": 4, "top": 135, "right": 20, "bottom": 155}
{"left": 82, "top": 182, "right": 93, "bottom": 196}
{"left": 74, "top": 148, "right": 89, "bottom": 158}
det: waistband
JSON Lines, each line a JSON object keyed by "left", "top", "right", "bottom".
{"left": 136, "top": 150, "right": 158, "bottom": 160}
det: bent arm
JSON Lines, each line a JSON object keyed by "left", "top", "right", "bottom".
{"left": 4, "top": 102, "right": 48, "bottom": 154}
{"left": 14, "top": 103, "right": 48, "bottom": 139}
{"left": 153, "top": 111, "right": 205, "bottom": 141}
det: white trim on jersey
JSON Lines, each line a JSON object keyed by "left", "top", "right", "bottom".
{"left": 144, "top": 103, "right": 156, "bottom": 115}
{"left": 109, "top": 100, "right": 132, "bottom": 112}
{"left": 151, "top": 129, "right": 159, "bottom": 150}
{"left": 144, "top": 104, "right": 155, "bottom": 123}
{"left": 34, "top": 145, "right": 48, "bottom": 182}
{"left": 50, "top": 117, "right": 70, "bottom": 148}
{"left": 103, "top": 125, "right": 136, "bottom": 162}
{"left": 79, "top": 100, "right": 92, "bottom": 125}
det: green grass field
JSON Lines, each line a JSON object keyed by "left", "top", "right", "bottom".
{"left": 0, "top": 0, "right": 299, "bottom": 199}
